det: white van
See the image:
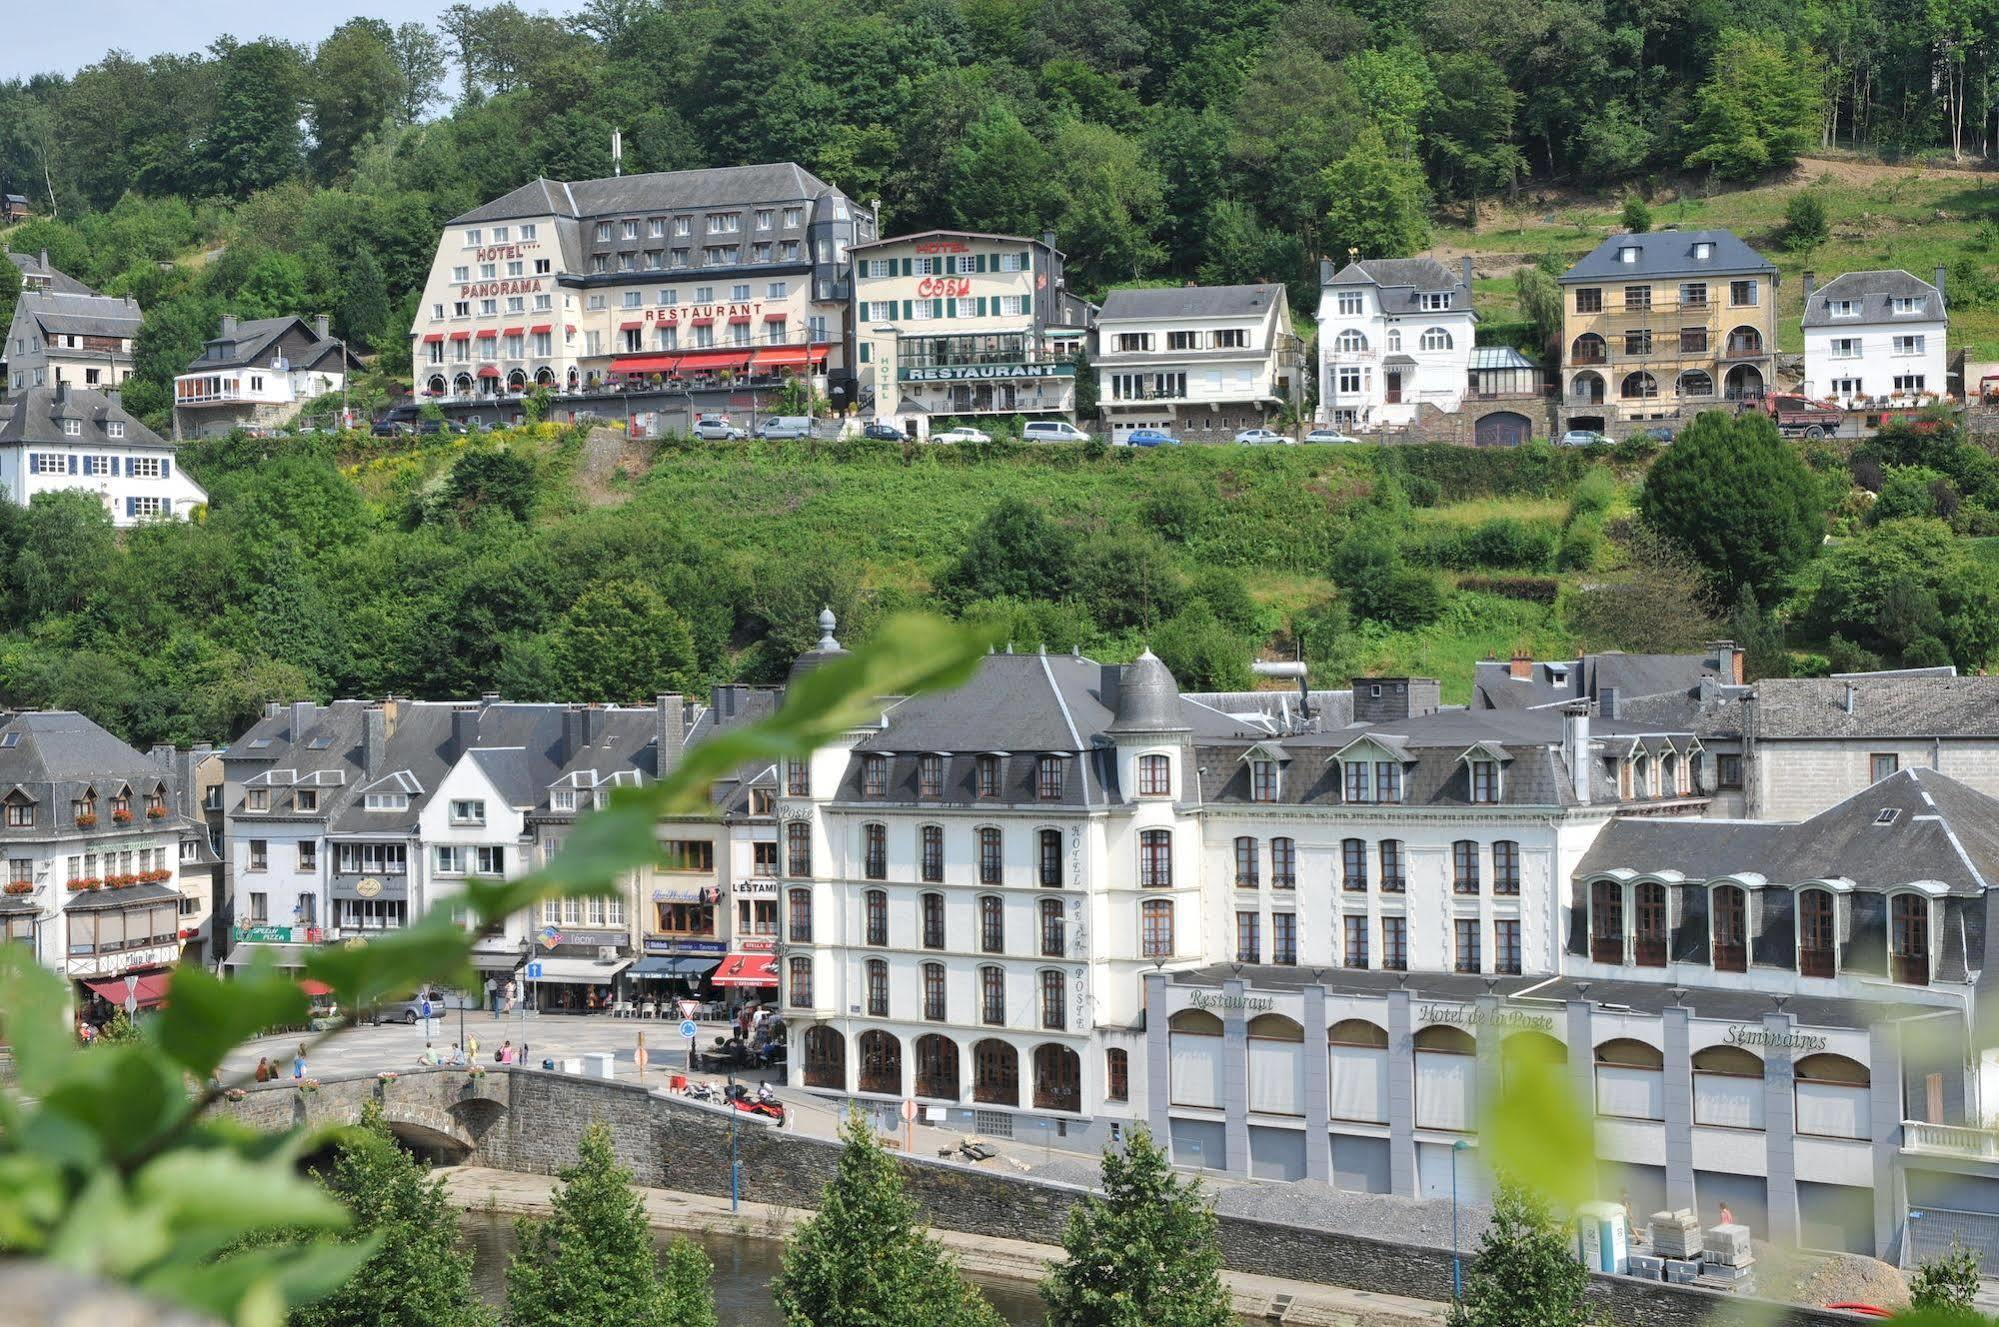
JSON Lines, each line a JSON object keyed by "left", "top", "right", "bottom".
{"left": 1022, "top": 420, "right": 1092, "bottom": 443}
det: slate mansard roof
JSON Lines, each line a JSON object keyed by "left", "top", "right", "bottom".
{"left": 1558, "top": 229, "right": 1777, "bottom": 284}
{"left": 1097, "top": 283, "right": 1285, "bottom": 322}
{"left": 0, "top": 386, "right": 172, "bottom": 450}
{"left": 185, "top": 316, "right": 358, "bottom": 373}
{"left": 449, "top": 163, "right": 840, "bottom": 226}
{"left": 0, "top": 711, "right": 189, "bottom": 834}
{"left": 1802, "top": 269, "right": 1945, "bottom": 328}
{"left": 1576, "top": 767, "right": 1999, "bottom": 896}
{"left": 7, "top": 251, "right": 97, "bottom": 296}
{"left": 1326, "top": 258, "right": 1473, "bottom": 315}
{"left": 18, "top": 289, "right": 141, "bottom": 340}
{"left": 1749, "top": 675, "right": 1999, "bottom": 740}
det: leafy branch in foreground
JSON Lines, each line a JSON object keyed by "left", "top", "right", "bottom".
{"left": 0, "top": 612, "right": 993, "bottom": 1325}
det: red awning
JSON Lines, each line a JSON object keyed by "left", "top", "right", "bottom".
{"left": 475, "top": 327, "right": 497, "bottom": 339}
{"left": 448, "top": 331, "right": 472, "bottom": 341}
{"left": 501, "top": 326, "right": 524, "bottom": 337}
{"left": 674, "top": 348, "right": 750, "bottom": 372}
{"left": 763, "top": 312, "right": 788, "bottom": 322}
{"left": 83, "top": 971, "right": 172, "bottom": 1009}
{"left": 710, "top": 952, "right": 777, "bottom": 987}
{"left": 751, "top": 344, "right": 828, "bottom": 368}
{"left": 728, "top": 313, "right": 752, "bottom": 324}
{"left": 688, "top": 315, "right": 715, "bottom": 327}
{"left": 564, "top": 324, "right": 577, "bottom": 334}
{"left": 422, "top": 333, "right": 445, "bottom": 343}
{"left": 299, "top": 978, "right": 333, "bottom": 997}
{"left": 529, "top": 323, "right": 553, "bottom": 334}
{"left": 477, "top": 365, "right": 501, "bottom": 378}
{"left": 620, "top": 320, "right": 643, "bottom": 330}
{"left": 612, "top": 354, "right": 681, "bottom": 374}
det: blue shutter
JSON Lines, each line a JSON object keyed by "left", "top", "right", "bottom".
{"left": 66, "top": 454, "right": 76, "bottom": 474}
{"left": 125, "top": 497, "right": 136, "bottom": 518}
{"left": 125, "top": 456, "right": 134, "bottom": 476}
{"left": 161, "top": 459, "right": 171, "bottom": 479}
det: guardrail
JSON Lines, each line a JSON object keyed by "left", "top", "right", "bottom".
{"left": 1904, "top": 1119, "right": 1999, "bottom": 1158}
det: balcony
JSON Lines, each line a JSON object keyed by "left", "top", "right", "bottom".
{"left": 1904, "top": 1120, "right": 1999, "bottom": 1159}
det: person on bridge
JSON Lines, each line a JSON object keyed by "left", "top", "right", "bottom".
{"left": 418, "top": 1043, "right": 441, "bottom": 1066}
{"left": 466, "top": 1032, "right": 480, "bottom": 1061}
{"left": 291, "top": 1043, "right": 308, "bottom": 1079}
{"left": 254, "top": 1057, "right": 272, "bottom": 1083}
{"left": 486, "top": 976, "right": 499, "bottom": 1015}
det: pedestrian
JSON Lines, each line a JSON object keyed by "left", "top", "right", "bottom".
{"left": 502, "top": 979, "right": 516, "bottom": 1015}
{"left": 467, "top": 1031, "right": 480, "bottom": 1061}
{"left": 291, "top": 1042, "right": 308, "bottom": 1079}
{"left": 486, "top": 975, "right": 498, "bottom": 1017}
{"left": 254, "top": 1056, "right": 272, "bottom": 1083}
{"left": 418, "top": 991, "right": 434, "bottom": 1036}
{"left": 449, "top": 1042, "right": 465, "bottom": 1067}
{"left": 1718, "top": 1202, "right": 1735, "bottom": 1227}
{"left": 499, "top": 1039, "right": 513, "bottom": 1064}
{"left": 419, "top": 1042, "right": 439, "bottom": 1067}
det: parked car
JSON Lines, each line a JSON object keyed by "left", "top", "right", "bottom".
{"left": 1234, "top": 427, "right": 1291, "bottom": 445}
{"left": 371, "top": 417, "right": 416, "bottom": 438}
{"left": 693, "top": 414, "right": 746, "bottom": 441}
{"left": 371, "top": 987, "right": 478, "bottom": 1025}
{"left": 933, "top": 426, "right": 992, "bottom": 443}
{"left": 1303, "top": 428, "right": 1360, "bottom": 444}
{"left": 861, "top": 422, "right": 905, "bottom": 441}
{"left": 1021, "top": 420, "right": 1092, "bottom": 444}
{"left": 756, "top": 415, "right": 813, "bottom": 440}
{"left": 1628, "top": 425, "right": 1677, "bottom": 445}
{"left": 1558, "top": 429, "right": 1610, "bottom": 447}
{"left": 1123, "top": 429, "right": 1180, "bottom": 447}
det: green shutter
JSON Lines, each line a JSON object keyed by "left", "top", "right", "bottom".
{"left": 1022, "top": 294, "right": 1033, "bottom": 318}
{"left": 901, "top": 257, "right": 912, "bottom": 277}
{"left": 1021, "top": 249, "right": 1032, "bottom": 271}
{"left": 976, "top": 254, "right": 988, "bottom": 274}
{"left": 978, "top": 296, "right": 988, "bottom": 317}
{"left": 931, "top": 299, "right": 944, "bottom": 319}
{"left": 859, "top": 343, "right": 871, "bottom": 364}
{"left": 902, "top": 299, "right": 912, "bottom": 321}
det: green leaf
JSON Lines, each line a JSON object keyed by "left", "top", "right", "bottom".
{"left": 1478, "top": 1053, "right": 1597, "bottom": 1211}
{"left": 304, "top": 910, "right": 476, "bottom": 1013}
{"left": 138, "top": 1237, "right": 380, "bottom": 1327}
{"left": 0, "top": 1153, "right": 66, "bottom": 1248}
{"left": 0, "top": 945, "right": 76, "bottom": 1094}
{"left": 154, "top": 962, "right": 310, "bottom": 1081}
{"left": 34, "top": 1044, "right": 194, "bottom": 1166}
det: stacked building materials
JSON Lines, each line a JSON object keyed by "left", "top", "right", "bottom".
{"left": 1649, "top": 1210, "right": 1704, "bottom": 1260}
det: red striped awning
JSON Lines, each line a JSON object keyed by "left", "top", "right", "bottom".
{"left": 299, "top": 979, "right": 333, "bottom": 997}
{"left": 751, "top": 344, "right": 829, "bottom": 368}
{"left": 612, "top": 354, "right": 681, "bottom": 374}
{"left": 501, "top": 326, "right": 524, "bottom": 337}
{"left": 475, "top": 327, "right": 497, "bottom": 339}
{"left": 688, "top": 315, "right": 715, "bottom": 327}
{"left": 529, "top": 323, "right": 553, "bottom": 334}
{"left": 477, "top": 365, "right": 501, "bottom": 378}
{"left": 709, "top": 952, "right": 777, "bottom": 987}
{"left": 674, "top": 348, "right": 750, "bottom": 372}
{"left": 620, "top": 320, "right": 643, "bottom": 330}
{"left": 728, "top": 313, "right": 752, "bottom": 324}
{"left": 763, "top": 312, "right": 788, "bottom": 322}
{"left": 448, "top": 331, "right": 472, "bottom": 341}
{"left": 83, "top": 971, "right": 172, "bottom": 1009}
{"left": 422, "top": 333, "right": 445, "bottom": 343}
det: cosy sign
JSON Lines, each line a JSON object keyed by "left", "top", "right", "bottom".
{"left": 915, "top": 277, "right": 973, "bottom": 299}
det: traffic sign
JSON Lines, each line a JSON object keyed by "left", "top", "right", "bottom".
{"left": 525, "top": 962, "right": 543, "bottom": 980}
{"left": 679, "top": 1018, "right": 699, "bottom": 1039}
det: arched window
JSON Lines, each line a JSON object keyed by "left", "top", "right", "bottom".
{"left": 864, "top": 958, "right": 889, "bottom": 1016}
{"left": 1571, "top": 370, "right": 1606, "bottom": 404}
{"left": 426, "top": 375, "right": 447, "bottom": 396}
{"left": 786, "top": 821, "right": 810, "bottom": 876}
{"left": 1420, "top": 327, "right": 1452, "bottom": 352}
{"left": 1247, "top": 1014, "right": 1305, "bottom": 1116}
{"left": 1039, "top": 897, "right": 1065, "bottom": 957}
{"left": 920, "top": 825, "right": 943, "bottom": 883}
{"left": 1594, "top": 1038, "right": 1665, "bottom": 1120}
{"left": 856, "top": 1029, "right": 900, "bottom": 1094}
{"left": 921, "top": 892, "right": 944, "bottom": 949}
{"left": 1234, "top": 837, "right": 1259, "bottom": 889}
{"left": 1033, "top": 1043, "right": 1082, "bottom": 1112}
{"left": 506, "top": 368, "right": 527, "bottom": 392}
{"left": 979, "top": 965, "right": 1005, "bottom": 1024}
{"left": 1141, "top": 899, "right": 1173, "bottom": 957}
{"left": 1892, "top": 893, "right": 1930, "bottom": 985}
{"left": 1169, "top": 1009, "right": 1224, "bottom": 1107}
{"left": 1336, "top": 328, "right": 1368, "bottom": 353}
{"left": 534, "top": 366, "right": 555, "bottom": 387}
{"left": 1621, "top": 371, "right": 1658, "bottom": 399}
{"left": 1038, "top": 828, "right": 1062, "bottom": 886}
{"left": 1138, "top": 753, "right": 1171, "bottom": 797}
{"left": 1571, "top": 332, "right": 1606, "bottom": 364}
{"left": 1693, "top": 1044, "right": 1765, "bottom": 1129}
{"left": 787, "top": 887, "right": 812, "bottom": 943}
{"left": 915, "top": 1033, "right": 959, "bottom": 1100}
{"left": 1330, "top": 1020, "right": 1389, "bottom": 1123}
{"left": 1799, "top": 887, "right": 1836, "bottom": 977}
{"left": 1590, "top": 879, "right": 1624, "bottom": 963}
{"left": 863, "top": 825, "right": 887, "bottom": 881}
{"left": 1385, "top": 327, "right": 1402, "bottom": 352}
{"left": 864, "top": 888, "right": 887, "bottom": 946}
{"left": 453, "top": 372, "right": 474, "bottom": 395}
{"left": 1452, "top": 841, "right": 1479, "bottom": 894}
{"left": 787, "top": 955, "right": 812, "bottom": 1008}
{"left": 978, "top": 826, "right": 1002, "bottom": 884}
{"left": 1139, "top": 829, "right": 1172, "bottom": 887}
{"left": 1712, "top": 884, "right": 1748, "bottom": 972}
{"left": 1414, "top": 1025, "right": 1475, "bottom": 1131}
{"left": 1677, "top": 369, "right": 1714, "bottom": 397}
{"left": 1342, "top": 838, "right": 1367, "bottom": 891}
{"left": 978, "top": 894, "right": 1004, "bottom": 953}
{"left": 1726, "top": 325, "right": 1764, "bottom": 357}
{"left": 803, "top": 1026, "right": 845, "bottom": 1088}
{"left": 1105, "top": 1048, "right": 1130, "bottom": 1101}
{"left": 973, "top": 1039, "right": 1019, "bottom": 1106}
{"left": 1635, "top": 881, "right": 1668, "bottom": 967}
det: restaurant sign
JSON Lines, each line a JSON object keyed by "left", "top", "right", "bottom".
{"left": 1188, "top": 990, "right": 1274, "bottom": 1013}
{"left": 1416, "top": 1003, "right": 1556, "bottom": 1033}
{"left": 644, "top": 937, "right": 727, "bottom": 954}
{"left": 900, "top": 362, "right": 1075, "bottom": 383}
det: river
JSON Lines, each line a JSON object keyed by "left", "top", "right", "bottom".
{"left": 462, "top": 1213, "right": 1050, "bottom": 1325}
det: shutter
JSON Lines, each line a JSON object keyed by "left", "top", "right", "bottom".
{"left": 901, "top": 257, "right": 912, "bottom": 277}
{"left": 1670, "top": 884, "right": 1709, "bottom": 964}
{"left": 901, "top": 300, "right": 911, "bottom": 321}
{"left": 125, "top": 456, "right": 135, "bottom": 476}
{"left": 1565, "top": 880, "right": 1588, "bottom": 957}
{"left": 858, "top": 343, "right": 870, "bottom": 364}
{"left": 978, "top": 297, "right": 988, "bottom": 317}
{"left": 1021, "top": 249, "right": 1032, "bottom": 271}
{"left": 932, "top": 300, "right": 944, "bottom": 319}
{"left": 125, "top": 497, "right": 136, "bottom": 518}
{"left": 1022, "top": 294, "right": 1033, "bottom": 318}
{"left": 976, "top": 253, "right": 987, "bottom": 274}
{"left": 1753, "top": 885, "right": 1795, "bottom": 969}
{"left": 947, "top": 299, "right": 957, "bottom": 319}
{"left": 66, "top": 455, "right": 76, "bottom": 474}
{"left": 161, "top": 459, "right": 171, "bottom": 479}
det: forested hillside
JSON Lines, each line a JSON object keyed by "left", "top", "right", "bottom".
{"left": 3, "top": 0, "right": 1994, "bottom": 429}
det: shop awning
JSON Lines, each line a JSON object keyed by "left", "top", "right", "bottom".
{"left": 620, "top": 320, "right": 643, "bottom": 330}
{"left": 449, "top": 331, "right": 472, "bottom": 341}
{"left": 751, "top": 345, "right": 828, "bottom": 369}
{"left": 630, "top": 955, "right": 719, "bottom": 979}
{"left": 475, "top": 328, "right": 497, "bottom": 338}
{"left": 710, "top": 952, "right": 778, "bottom": 987}
{"left": 83, "top": 971, "right": 172, "bottom": 1009}
{"left": 674, "top": 348, "right": 748, "bottom": 372}
{"left": 763, "top": 312, "right": 788, "bottom": 322}
{"left": 525, "top": 955, "right": 634, "bottom": 984}
{"left": 613, "top": 354, "right": 681, "bottom": 374}
{"left": 501, "top": 326, "right": 523, "bottom": 337}
{"left": 688, "top": 315, "right": 715, "bottom": 327}
{"left": 299, "top": 978, "right": 333, "bottom": 997}
{"left": 529, "top": 323, "right": 553, "bottom": 334}
{"left": 422, "top": 333, "right": 445, "bottom": 343}
{"left": 728, "top": 313, "right": 752, "bottom": 324}
{"left": 477, "top": 365, "right": 501, "bottom": 378}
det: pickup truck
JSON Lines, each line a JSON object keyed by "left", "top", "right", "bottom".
{"left": 1749, "top": 393, "right": 1843, "bottom": 440}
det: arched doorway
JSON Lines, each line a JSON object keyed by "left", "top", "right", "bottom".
{"left": 972, "top": 1039, "right": 1019, "bottom": 1106}
{"left": 1724, "top": 363, "right": 1764, "bottom": 400}
{"left": 1677, "top": 369, "right": 1714, "bottom": 399}
{"left": 803, "top": 1026, "right": 845, "bottom": 1089}
{"left": 1032, "top": 1043, "right": 1081, "bottom": 1112}
{"left": 534, "top": 367, "right": 555, "bottom": 388}
{"left": 857, "top": 1030, "right": 901, "bottom": 1095}
{"left": 1620, "top": 371, "right": 1658, "bottom": 400}
{"left": 426, "top": 375, "right": 447, "bottom": 396}
{"left": 453, "top": 373, "right": 473, "bottom": 397}
{"left": 1570, "top": 371, "right": 1605, "bottom": 405}
{"left": 1474, "top": 411, "right": 1531, "bottom": 447}
{"left": 914, "top": 1034, "right": 960, "bottom": 1101}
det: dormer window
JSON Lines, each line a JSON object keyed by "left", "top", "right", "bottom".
{"left": 1619, "top": 245, "right": 1640, "bottom": 264}
{"left": 294, "top": 789, "right": 318, "bottom": 812}
{"left": 1631, "top": 757, "right": 1649, "bottom": 799}
{"left": 1344, "top": 760, "right": 1370, "bottom": 802}
{"left": 246, "top": 789, "right": 268, "bottom": 811}
{"left": 1693, "top": 241, "right": 1713, "bottom": 261}
{"left": 976, "top": 754, "right": 1002, "bottom": 799}
{"left": 1138, "top": 753, "right": 1170, "bottom": 798}
{"left": 4, "top": 795, "right": 33, "bottom": 828}
{"left": 364, "top": 791, "right": 409, "bottom": 811}
{"left": 551, "top": 788, "right": 577, "bottom": 812}
{"left": 861, "top": 754, "right": 888, "bottom": 798}
{"left": 1420, "top": 291, "right": 1452, "bottom": 311}
{"left": 1469, "top": 760, "right": 1499, "bottom": 803}
{"left": 1375, "top": 762, "right": 1402, "bottom": 803}
{"left": 1250, "top": 759, "right": 1278, "bottom": 802}
{"left": 917, "top": 754, "right": 943, "bottom": 798}
{"left": 1892, "top": 296, "right": 1921, "bottom": 315}
{"left": 1828, "top": 299, "right": 1857, "bottom": 318}
{"left": 1036, "top": 755, "right": 1065, "bottom": 801}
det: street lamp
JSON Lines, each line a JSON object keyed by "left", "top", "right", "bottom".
{"left": 1450, "top": 1137, "right": 1473, "bottom": 1303}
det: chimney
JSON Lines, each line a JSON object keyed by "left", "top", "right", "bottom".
{"left": 1352, "top": 677, "right": 1440, "bottom": 723}
{"left": 1562, "top": 702, "right": 1592, "bottom": 805}
{"left": 363, "top": 707, "right": 387, "bottom": 779}
{"left": 1040, "top": 230, "right": 1058, "bottom": 252}
{"left": 1801, "top": 271, "right": 1815, "bottom": 301}
{"left": 313, "top": 313, "right": 330, "bottom": 341}
{"left": 1319, "top": 256, "right": 1335, "bottom": 284}
{"left": 103, "top": 387, "right": 120, "bottom": 408}
{"left": 581, "top": 704, "right": 601, "bottom": 749}
{"left": 450, "top": 706, "right": 479, "bottom": 758}
{"left": 1461, "top": 255, "right": 1473, "bottom": 292}
{"left": 289, "top": 700, "right": 315, "bottom": 741}
{"left": 54, "top": 380, "right": 67, "bottom": 403}
{"left": 264, "top": 700, "right": 283, "bottom": 719}
{"left": 1842, "top": 683, "right": 1857, "bottom": 715}
{"left": 381, "top": 695, "right": 400, "bottom": 736}
{"left": 1599, "top": 686, "right": 1621, "bottom": 721}
{"left": 656, "top": 693, "right": 685, "bottom": 776}
{"left": 1709, "top": 639, "right": 1742, "bottom": 686}
{"left": 1099, "top": 663, "right": 1122, "bottom": 715}
{"left": 561, "top": 705, "right": 586, "bottom": 763}
{"left": 221, "top": 314, "right": 237, "bottom": 338}
{"left": 479, "top": 691, "right": 500, "bottom": 710}
{"left": 1935, "top": 265, "right": 1948, "bottom": 309}
{"left": 1509, "top": 650, "right": 1533, "bottom": 681}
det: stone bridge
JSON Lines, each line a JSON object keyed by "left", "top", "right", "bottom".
{"left": 215, "top": 1068, "right": 514, "bottom": 1160}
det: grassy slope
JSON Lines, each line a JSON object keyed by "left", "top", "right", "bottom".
{"left": 1455, "top": 157, "right": 1999, "bottom": 356}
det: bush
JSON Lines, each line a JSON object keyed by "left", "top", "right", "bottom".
{"left": 1910, "top": 1240, "right": 1982, "bottom": 1315}
{"left": 1638, "top": 410, "right": 1823, "bottom": 600}
{"left": 1783, "top": 190, "right": 1829, "bottom": 248}
{"left": 1457, "top": 575, "right": 1560, "bottom": 603}
{"left": 1621, "top": 194, "right": 1652, "bottom": 233}
{"left": 1153, "top": 602, "right": 1252, "bottom": 691}
{"left": 1070, "top": 529, "right": 1187, "bottom": 632}
{"left": 1556, "top": 514, "right": 1607, "bottom": 571}
{"left": 1188, "top": 566, "right": 1260, "bottom": 634}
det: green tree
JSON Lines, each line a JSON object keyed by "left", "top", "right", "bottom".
{"left": 506, "top": 1123, "right": 714, "bottom": 1327}
{"left": 1423, "top": 54, "right": 1527, "bottom": 224}
{"left": 204, "top": 38, "right": 307, "bottom": 198}
{"left": 1321, "top": 125, "right": 1430, "bottom": 263}
{"left": 1637, "top": 410, "right": 1822, "bottom": 601}
{"left": 388, "top": 22, "right": 451, "bottom": 124}
{"left": 296, "top": 1102, "right": 496, "bottom": 1327}
{"left": 1042, "top": 1126, "right": 1234, "bottom": 1327}
{"left": 1448, "top": 1181, "right": 1587, "bottom": 1327}
{"left": 938, "top": 498, "right": 1077, "bottom": 606}
{"left": 1783, "top": 190, "right": 1830, "bottom": 249}
{"left": 772, "top": 1112, "right": 1003, "bottom": 1327}
{"left": 1806, "top": 518, "right": 1999, "bottom": 669}
{"left": 1331, "top": 515, "right": 1445, "bottom": 629}
{"left": 1683, "top": 31, "right": 1823, "bottom": 180}
{"left": 443, "top": 449, "right": 539, "bottom": 525}
{"left": 1620, "top": 194, "right": 1652, "bottom": 233}
{"left": 309, "top": 20, "right": 404, "bottom": 181}
{"left": 1151, "top": 601, "right": 1251, "bottom": 690}
{"left": 1071, "top": 529, "right": 1188, "bottom": 632}
{"left": 1909, "top": 1241, "right": 1981, "bottom": 1315}
{"left": 14, "top": 490, "right": 118, "bottom": 619}
{"left": 337, "top": 248, "right": 393, "bottom": 350}
{"left": 1513, "top": 260, "right": 1564, "bottom": 355}
{"left": 553, "top": 582, "right": 700, "bottom": 702}
{"left": 1051, "top": 119, "right": 1167, "bottom": 287}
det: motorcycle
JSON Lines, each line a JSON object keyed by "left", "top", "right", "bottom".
{"left": 723, "top": 1082, "right": 786, "bottom": 1125}
{"left": 682, "top": 1080, "right": 715, "bottom": 1102}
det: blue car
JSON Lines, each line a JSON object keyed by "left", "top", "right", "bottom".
{"left": 1125, "top": 429, "right": 1180, "bottom": 447}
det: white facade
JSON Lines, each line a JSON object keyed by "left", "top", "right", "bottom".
{"left": 1801, "top": 271, "right": 1948, "bottom": 407}
{"left": 1094, "top": 284, "right": 1302, "bottom": 441}
{"left": 0, "top": 386, "right": 208, "bottom": 526}
{"left": 1316, "top": 258, "right": 1476, "bottom": 428}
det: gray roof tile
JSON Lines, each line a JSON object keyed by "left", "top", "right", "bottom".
{"left": 1098, "top": 283, "right": 1285, "bottom": 321}
{"left": 450, "top": 163, "right": 835, "bottom": 225}
{"left": 1802, "top": 269, "right": 1944, "bottom": 327}
{"left": 1558, "top": 229, "right": 1776, "bottom": 284}
{"left": 1749, "top": 676, "right": 1999, "bottom": 739}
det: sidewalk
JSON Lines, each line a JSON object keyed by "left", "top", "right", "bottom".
{"left": 439, "top": 1165, "right": 1448, "bottom": 1327}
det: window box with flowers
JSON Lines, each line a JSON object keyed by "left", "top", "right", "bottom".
{"left": 67, "top": 877, "right": 102, "bottom": 892}
{"left": 145, "top": 805, "right": 167, "bottom": 820}
{"left": 376, "top": 1071, "right": 399, "bottom": 1087}
{"left": 223, "top": 1088, "right": 247, "bottom": 1102}
{"left": 111, "top": 809, "right": 133, "bottom": 825}
{"left": 74, "top": 813, "right": 97, "bottom": 828}
{"left": 3, "top": 880, "right": 31, "bottom": 896}
{"left": 105, "top": 874, "right": 138, "bottom": 889}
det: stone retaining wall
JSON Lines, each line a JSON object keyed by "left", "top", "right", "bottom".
{"left": 218, "top": 1068, "right": 1865, "bottom": 1327}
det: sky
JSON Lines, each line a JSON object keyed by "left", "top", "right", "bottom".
{"left": 0, "top": 0, "right": 476, "bottom": 80}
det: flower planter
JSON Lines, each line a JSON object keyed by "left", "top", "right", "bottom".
{"left": 67, "top": 878, "right": 102, "bottom": 892}
{"left": 145, "top": 807, "right": 166, "bottom": 820}
{"left": 74, "top": 815, "right": 97, "bottom": 828}
{"left": 224, "top": 1088, "right": 247, "bottom": 1102}
{"left": 111, "top": 811, "right": 133, "bottom": 825}
{"left": 3, "top": 881, "right": 31, "bottom": 896}
{"left": 376, "top": 1071, "right": 399, "bottom": 1085}
{"left": 296, "top": 1079, "right": 321, "bottom": 1095}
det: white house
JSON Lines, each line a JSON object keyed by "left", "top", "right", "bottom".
{"left": 1094, "top": 283, "right": 1303, "bottom": 441}
{"left": 173, "top": 315, "right": 363, "bottom": 439}
{"left": 0, "top": 384, "right": 208, "bottom": 525}
{"left": 1801, "top": 269, "right": 1948, "bottom": 408}
{"left": 1316, "top": 257, "right": 1476, "bottom": 428}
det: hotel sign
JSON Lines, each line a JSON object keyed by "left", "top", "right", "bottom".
{"left": 900, "top": 362, "right": 1075, "bottom": 383}
{"left": 1724, "top": 1024, "right": 1828, "bottom": 1053}
{"left": 1417, "top": 1003, "right": 1556, "bottom": 1033}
